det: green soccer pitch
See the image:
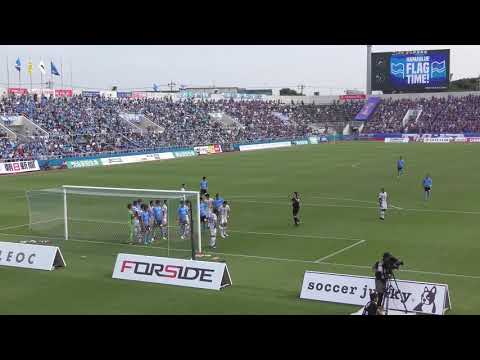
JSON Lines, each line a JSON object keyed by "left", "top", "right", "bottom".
{"left": 0, "top": 142, "right": 479, "bottom": 314}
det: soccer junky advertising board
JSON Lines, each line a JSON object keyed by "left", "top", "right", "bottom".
{"left": 300, "top": 271, "right": 451, "bottom": 315}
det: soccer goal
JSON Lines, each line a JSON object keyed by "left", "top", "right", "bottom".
{"left": 25, "top": 185, "right": 203, "bottom": 259}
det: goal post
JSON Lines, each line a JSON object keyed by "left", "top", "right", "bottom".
{"left": 64, "top": 186, "right": 68, "bottom": 241}
{"left": 26, "top": 185, "right": 203, "bottom": 258}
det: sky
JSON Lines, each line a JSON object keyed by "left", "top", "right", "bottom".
{"left": 0, "top": 45, "right": 478, "bottom": 95}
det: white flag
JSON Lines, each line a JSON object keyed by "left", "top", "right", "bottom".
{"left": 38, "top": 60, "right": 46, "bottom": 75}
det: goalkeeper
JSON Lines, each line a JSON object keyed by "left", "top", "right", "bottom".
{"left": 127, "top": 203, "right": 135, "bottom": 244}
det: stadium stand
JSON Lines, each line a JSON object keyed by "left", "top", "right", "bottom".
{"left": 2, "top": 93, "right": 480, "bottom": 161}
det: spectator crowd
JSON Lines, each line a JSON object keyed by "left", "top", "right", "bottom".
{"left": 2, "top": 93, "right": 480, "bottom": 161}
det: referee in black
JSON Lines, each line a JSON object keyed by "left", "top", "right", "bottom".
{"left": 291, "top": 192, "right": 300, "bottom": 226}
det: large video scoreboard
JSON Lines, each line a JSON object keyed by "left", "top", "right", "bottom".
{"left": 371, "top": 49, "right": 450, "bottom": 93}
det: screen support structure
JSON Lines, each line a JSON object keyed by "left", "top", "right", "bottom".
{"left": 366, "top": 45, "right": 372, "bottom": 95}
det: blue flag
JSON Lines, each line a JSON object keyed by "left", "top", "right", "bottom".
{"left": 51, "top": 62, "right": 60, "bottom": 76}
{"left": 14, "top": 58, "right": 21, "bottom": 72}
{"left": 153, "top": 83, "right": 159, "bottom": 92}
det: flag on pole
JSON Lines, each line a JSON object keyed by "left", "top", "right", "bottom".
{"left": 27, "top": 60, "right": 33, "bottom": 75}
{"left": 38, "top": 61, "right": 46, "bottom": 75}
{"left": 14, "top": 58, "right": 21, "bottom": 72}
{"left": 51, "top": 61, "right": 60, "bottom": 76}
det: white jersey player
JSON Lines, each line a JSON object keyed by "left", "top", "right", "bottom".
{"left": 181, "top": 184, "right": 186, "bottom": 201}
{"left": 218, "top": 201, "right": 230, "bottom": 238}
{"left": 133, "top": 213, "right": 142, "bottom": 243}
{"left": 205, "top": 194, "right": 214, "bottom": 214}
{"left": 378, "top": 188, "right": 388, "bottom": 220}
{"left": 182, "top": 201, "right": 191, "bottom": 236}
{"left": 161, "top": 200, "right": 168, "bottom": 240}
{"left": 207, "top": 212, "right": 218, "bottom": 249}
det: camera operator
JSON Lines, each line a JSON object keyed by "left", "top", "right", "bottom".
{"left": 362, "top": 291, "right": 383, "bottom": 315}
{"left": 372, "top": 254, "right": 388, "bottom": 306}
{"left": 372, "top": 252, "right": 404, "bottom": 310}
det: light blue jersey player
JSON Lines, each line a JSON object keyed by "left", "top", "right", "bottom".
{"left": 140, "top": 204, "right": 152, "bottom": 245}
{"left": 200, "top": 177, "right": 208, "bottom": 196}
{"left": 200, "top": 198, "right": 209, "bottom": 230}
{"left": 423, "top": 174, "right": 433, "bottom": 201}
{"left": 177, "top": 201, "right": 189, "bottom": 240}
{"left": 213, "top": 193, "right": 224, "bottom": 216}
{"left": 397, "top": 156, "right": 405, "bottom": 177}
{"left": 153, "top": 200, "right": 164, "bottom": 240}
{"left": 148, "top": 201, "right": 155, "bottom": 225}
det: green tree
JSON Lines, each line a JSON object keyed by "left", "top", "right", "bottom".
{"left": 449, "top": 77, "right": 480, "bottom": 92}
{"left": 280, "top": 88, "right": 301, "bottom": 96}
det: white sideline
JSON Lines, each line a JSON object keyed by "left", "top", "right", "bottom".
{"left": 314, "top": 239, "right": 366, "bottom": 263}
{"left": 1, "top": 231, "right": 480, "bottom": 280}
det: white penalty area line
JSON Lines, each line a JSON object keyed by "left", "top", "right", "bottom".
{"left": 314, "top": 239, "right": 366, "bottom": 263}
{"left": 0, "top": 231, "right": 479, "bottom": 280}
{"left": 0, "top": 218, "right": 62, "bottom": 231}
{"left": 232, "top": 194, "right": 406, "bottom": 209}
{"left": 227, "top": 230, "right": 366, "bottom": 243}
{"left": 0, "top": 218, "right": 367, "bottom": 243}
{"left": 389, "top": 204, "right": 404, "bottom": 210}
{"left": 232, "top": 199, "right": 480, "bottom": 216}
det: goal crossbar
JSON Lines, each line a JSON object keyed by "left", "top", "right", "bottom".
{"left": 62, "top": 185, "right": 199, "bottom": 195}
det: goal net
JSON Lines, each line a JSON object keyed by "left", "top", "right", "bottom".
{"left": 26, "top": 185, "right": 203, "bottom": 259}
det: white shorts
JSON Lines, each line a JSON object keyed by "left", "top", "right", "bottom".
{"left": 134, "top": 226, "right": 141, "bottom": 236}
{"left": 220, "top": 216, "right": 228, "bottom": 225}
{"left": 161, "top": 218, "right": 167, "bottom": 226}
{"left": 380, "top": 203, "right": 387, "bottom": 210}
{"left": 209, "top": 227, "right": 217, "bottom": 237}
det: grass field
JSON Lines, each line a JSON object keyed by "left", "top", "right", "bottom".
{"left": 1, "top": 142, "right": 480, "bottom": 314}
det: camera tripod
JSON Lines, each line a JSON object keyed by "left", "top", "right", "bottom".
{"left": 380, "top": 270, "right": 409, "bottom": 315}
